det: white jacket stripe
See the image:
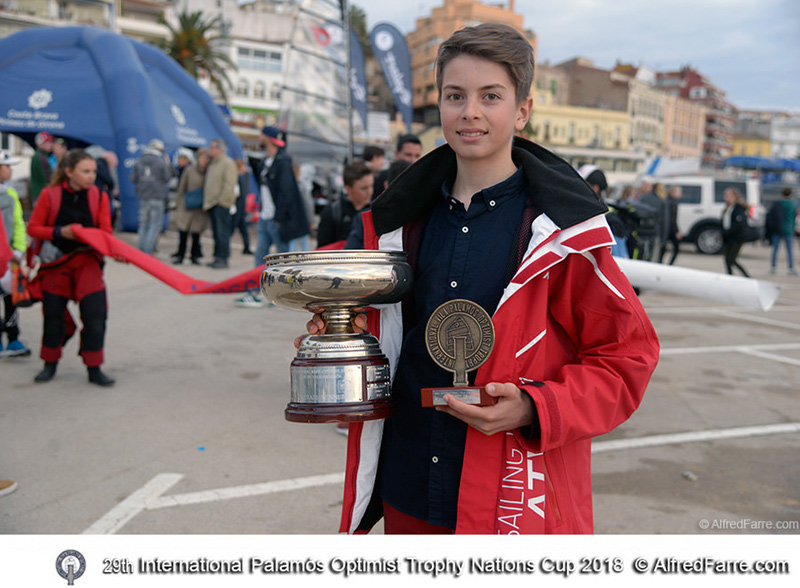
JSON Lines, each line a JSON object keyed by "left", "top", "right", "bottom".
{"left": 497, "top": 214, "right": 613, "bottom": 311}
{"left": 349, "top": 227, "right": 404, "bottom": 533}
{"left": 516, "top": 329, "right": 547, "bottom": 358}
{"left": 580, "top": 251, "right": 626, "bottom": 300}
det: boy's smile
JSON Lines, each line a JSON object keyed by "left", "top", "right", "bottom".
{"left": 439, "top": 54, "right": 531, "bottom": 173}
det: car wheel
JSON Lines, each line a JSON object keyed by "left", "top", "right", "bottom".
{"left": 695, "top": 226, "right": 723, "bottom": 255}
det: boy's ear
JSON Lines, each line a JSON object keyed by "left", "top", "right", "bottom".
{"left": 515, "top": 95, "right": 533, "bottom": 132}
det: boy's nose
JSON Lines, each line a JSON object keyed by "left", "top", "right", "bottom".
{"left": 461, "top": 97, "right": 481, "bottom": 119}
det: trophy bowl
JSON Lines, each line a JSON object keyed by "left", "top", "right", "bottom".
{"left": 261, "top": 250, "right": 413, "bottom": 423}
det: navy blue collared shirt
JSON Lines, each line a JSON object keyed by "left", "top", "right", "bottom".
{"left": 380, "top": 167, "right": 528, "bottom": 528}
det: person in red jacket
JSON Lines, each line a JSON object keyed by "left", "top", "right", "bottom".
{"left": 27, "top": 149, "right": 115, "bottom": 386}
{"left": 305, "top": 23, "right": 659, "bottom": 534}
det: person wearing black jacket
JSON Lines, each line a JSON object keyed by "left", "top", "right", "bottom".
{"left": 658, "top": 186, "right": 682, "bottom": 265}
{"left": 317, "top": 160, "right": 374, "bottom": 248}
{"left": 260, "top": 127, "right": 310, "bottom": 247}
{"left": 721, "top": 187, "right": 750, "bottom": 277}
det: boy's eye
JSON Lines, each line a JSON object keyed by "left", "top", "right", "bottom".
{"left": 484, "top": 92, "right": 501, "bottom": 101}
{"left": 446, "top": 92, "right": 463, "bottom": 101}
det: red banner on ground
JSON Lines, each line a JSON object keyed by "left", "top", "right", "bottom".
{"left": 73, "top": 226, "right": 263, "bottom": 294}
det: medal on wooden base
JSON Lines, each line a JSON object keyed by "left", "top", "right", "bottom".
{"left": 421, "top": 299, "right": 496, "bottom": 407}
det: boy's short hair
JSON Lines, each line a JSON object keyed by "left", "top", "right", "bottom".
{"left": 343, "top": 159, "right": 373, "bottom": 187}
{"left": 435, "top": 22, "right": 535, "bottom": 104}
{"left": 363, "top": 145, "right": 385, "bottom": 162}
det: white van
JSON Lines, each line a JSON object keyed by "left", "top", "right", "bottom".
{"left": 660, "top": 177, "right": 763, "bottom": 254}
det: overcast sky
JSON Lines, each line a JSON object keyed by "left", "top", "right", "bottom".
{"left": 353, "top": 0, "right": 800, "bottom": 113}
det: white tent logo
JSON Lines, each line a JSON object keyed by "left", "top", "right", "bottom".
{"left": 171, "top": 104, "right": 186, "bottom": 125}
{"left": 28, "top": 88, "right": 53, "bottom": 110}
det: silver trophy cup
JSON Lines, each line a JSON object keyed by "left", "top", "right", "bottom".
{"left": 261, "top": 250, "right": 412, "bottom": 423}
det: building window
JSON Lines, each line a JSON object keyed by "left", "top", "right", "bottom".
{"left": 236, "top": 79, "right": 249, "bottom": 97}
{"left": 238, "top": 47, "right": 282, "bottom": 72}
{"left": 270, "top": 84, "right": 281, "bottom": 101}
{"left": 689, "top": 86, "right": 708, "bottom": 100}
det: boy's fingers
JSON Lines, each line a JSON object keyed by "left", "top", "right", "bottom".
{"left": 352, "top": 312, "right": 368, "bottom": 331}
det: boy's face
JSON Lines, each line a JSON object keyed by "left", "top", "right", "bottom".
{"left": 0, "top": 165, "right": 11, "bottom": 182}
{"left": 368, "top": 154, "right": 385, "bottom": 171}
{"left": 439, "top": 54, "right": 531, "bottom": 166}
{"left": 345, "top": 173, "right": 374, "bottom": 210}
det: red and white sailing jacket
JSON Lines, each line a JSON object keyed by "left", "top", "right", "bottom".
{"left": 339, "top": 139, "right": 660, "bottom": 534}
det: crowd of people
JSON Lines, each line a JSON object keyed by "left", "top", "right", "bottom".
{"left": 590, "top": 175, "right": 799, "bottom": 278}
{"left": 1, "top": 49, "right": 796, "bottom": 522}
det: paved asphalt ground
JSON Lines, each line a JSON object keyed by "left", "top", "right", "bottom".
{"left": 1, "top": 230, "right": 799, "bottom": 536}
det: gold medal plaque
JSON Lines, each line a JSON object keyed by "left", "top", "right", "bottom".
{"left": 421, "top": 299, "right": 496, "bottom": 407}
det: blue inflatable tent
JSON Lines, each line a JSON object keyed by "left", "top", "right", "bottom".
{"left": 0, "top": 26, "right": 243, "bottom": 231}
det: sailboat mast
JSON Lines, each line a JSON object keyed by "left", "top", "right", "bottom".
{"left": 342, "top": 0, "right": 354, "bottom": 162}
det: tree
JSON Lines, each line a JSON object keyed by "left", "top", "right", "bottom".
{"left": 349, "top": 4, "right": 372, "bottom": 59}
{"left": 159, "top": 10, "right": 237, "bottom": 103}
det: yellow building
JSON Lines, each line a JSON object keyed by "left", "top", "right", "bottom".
{"left": 530, "top": 89, "right": 645, "bottom": 184}
{"left": 731, "top": 134, "right": 772, "bottom": 157}
{"left": 407, "top": 0, "right": 536, "bottom": 125}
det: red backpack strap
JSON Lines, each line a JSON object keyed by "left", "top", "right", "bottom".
{"left": 46, "top": 184, "right": 102, "bottom": 227}
{"left": 87, "top": 185, "right": 101, "bottom": 226}
{"left": 47, "top": 184, "right": 62, "bottom": 227}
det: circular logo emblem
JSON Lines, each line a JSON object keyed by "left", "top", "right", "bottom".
{"left": 28, "top": 88, "right": 53, "bottom": 110}
{"left": 425, "top": 299, "right": 494, "bottom": 376}
{"left": 374, "top": 30, "right": 394, "bottom": 52}
{"left": 56, "top": 550, "right": 86, "bottom": 585}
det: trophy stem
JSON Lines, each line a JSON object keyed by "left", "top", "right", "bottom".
{"left": 322, "top": 307, "right": 354, "bottom": 335}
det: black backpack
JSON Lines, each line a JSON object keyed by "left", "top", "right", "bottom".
{"left": 765, "top": 201, "right": 784, "bottom": 235}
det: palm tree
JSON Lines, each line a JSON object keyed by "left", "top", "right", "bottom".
{"left": 160, "top": 10, "right": 237, "bottom": 103}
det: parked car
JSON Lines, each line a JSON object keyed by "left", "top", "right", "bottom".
{"left": 661, "top": 177, "right": 764, "bottom": 255}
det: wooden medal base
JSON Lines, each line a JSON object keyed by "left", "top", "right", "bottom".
{"left": 421, "top": 386, "right": 496, "bottom": 407}
{"left": 285, "top": 398, "right": 395, "bottom": 423}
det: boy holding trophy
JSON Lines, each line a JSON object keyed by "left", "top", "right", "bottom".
{"left": 306, "top": 23, "right": 659, "bottom": 535}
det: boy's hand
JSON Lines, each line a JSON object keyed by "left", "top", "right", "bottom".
{"left": 293, "top": 310, "right": 368, "bottom": 348}
{"left": 435, "top": 382, "right": 534, "bottom": 436}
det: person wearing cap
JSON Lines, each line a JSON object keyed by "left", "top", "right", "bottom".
{"left": 30, "top": 132, "right": 55, "bottom": 208}
{"left": 175, "top": 148, "right": 194, "bottom": 181}
{"left": 234, "top": 126, "right": 308, "bottom": 306}
{"left": 259, "top": 127, "right": 310, "bottom": 250}
{"left": 51, "top": 138, "right": 68, "bottom": 167}
{"left": 129, "top": 138, "right": 174, "bottom": 255}
{"left": 0, "top": 150, "right": 32, "bottom": 357}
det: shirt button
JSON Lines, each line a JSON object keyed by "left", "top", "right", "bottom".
{"left": 432, "top": 456, "right": 439, "bottom": 464}
{"left": 450, "top": 280, "right": 458, "bottom": 289}
{"left": 489, "top": 200, "right": 496, "bottom": 207}
{"left": 461, "top": 226, "right": 469, "bottom": 233}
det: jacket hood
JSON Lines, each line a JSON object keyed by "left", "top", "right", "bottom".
{"left": 371, "top": 136, "right": 606, "bottom": 236}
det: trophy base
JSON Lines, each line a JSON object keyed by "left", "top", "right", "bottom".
{"left": 285, "top": 398, "right": 395, "bottom": 423}
{"left": 421, "top": 386, "right": 496, "bottom": 407}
